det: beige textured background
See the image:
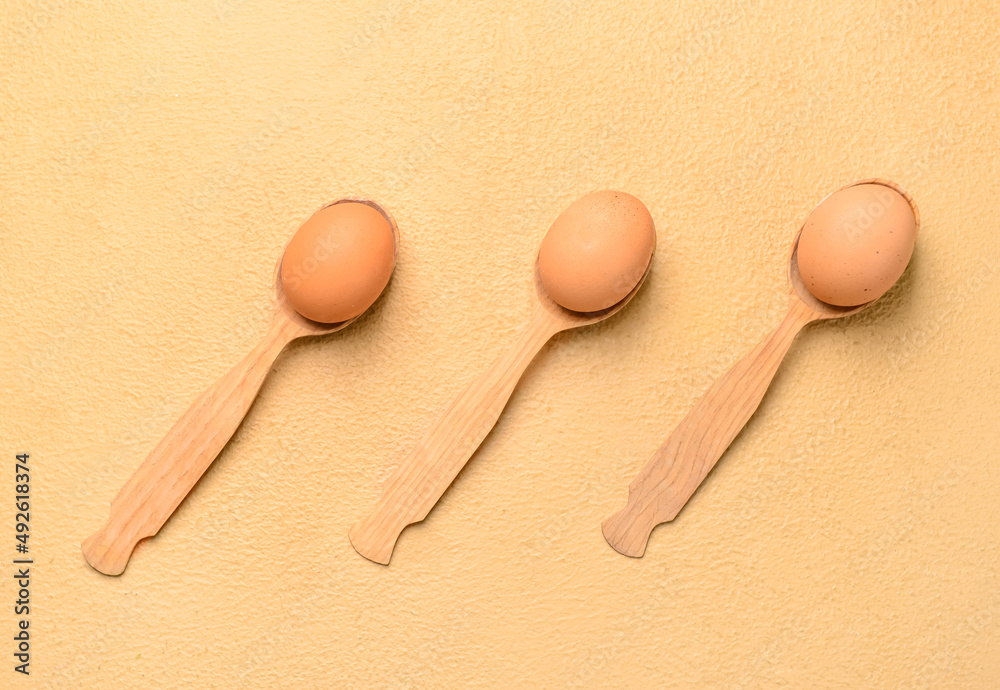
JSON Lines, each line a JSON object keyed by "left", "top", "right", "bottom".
{"left": 2, "top": 0, "right": 999, "bottom": 687}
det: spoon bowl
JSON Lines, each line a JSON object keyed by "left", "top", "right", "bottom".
{"left": 786, "top": 178, "right": 919, "bottom": 320}
{"left": 532, "top": 235, "right": 656, "bottom": 328}
{"left": 273, "top": 198, "right": 400, "bottom": 336}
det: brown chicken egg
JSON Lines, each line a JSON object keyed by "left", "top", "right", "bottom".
{"left": 280, "top": 201, "right": 396, "bottom": 323}
{"left": 538, "top": 191, "right": 656, "bottom": 313}
{"left": 795, "top": 183, "right": 917, "bottom": 307}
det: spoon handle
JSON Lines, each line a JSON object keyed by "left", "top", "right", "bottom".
{"left": 82, "top": 313, "right": 299, "bottom": 575}
{"left": 602, "top": 298, "right": 818, "bottom": 557}
{"left": 350, "top": 307, "right": 560, "bottom": 564}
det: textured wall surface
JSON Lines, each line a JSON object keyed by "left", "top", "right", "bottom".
{"left": 2, "top": 0, "right": 999, "bottom": 687}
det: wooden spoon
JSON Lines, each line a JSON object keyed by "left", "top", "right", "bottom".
{"left": 82, "top": 199, "right": 399, "bottom": 575}
{"left": 349, "top": 192, "right": 656, "bottom": 565}
{"left": 602, "top": 178, "right": 919, "bottom": 557}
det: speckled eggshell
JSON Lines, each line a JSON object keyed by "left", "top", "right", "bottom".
{"left": 537, "top": 191, "right": 655, "bottom": 313}
{"left": 280, "top": 202, "right": 395, "bottom": 323}
{"left": 796, "top": 184, "right": 917, "bottom": 307}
